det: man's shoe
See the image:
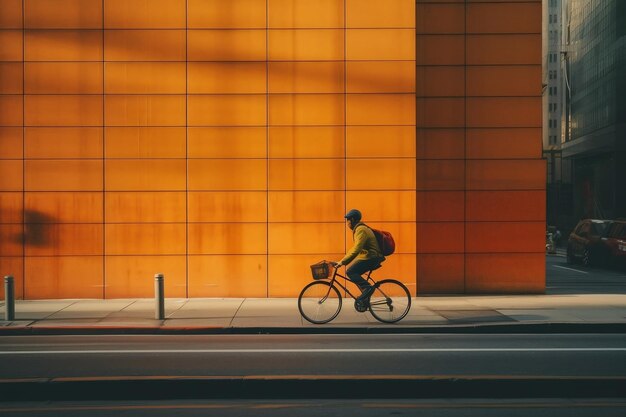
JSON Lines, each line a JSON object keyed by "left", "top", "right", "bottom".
{"left": 356, "top": 285, "right": 375, "bottom": 302}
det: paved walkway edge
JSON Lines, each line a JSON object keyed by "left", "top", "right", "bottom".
{"left": 1, "top": 375, "right": 625, "bottom": 401}
{"left": 2, "top": 322, "right": 626, "bottom": 335}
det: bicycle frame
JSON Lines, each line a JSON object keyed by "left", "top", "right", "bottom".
{"left": 324, "top": 266, "right": 376, "bottom": 300}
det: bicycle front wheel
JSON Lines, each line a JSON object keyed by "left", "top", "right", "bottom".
{"left": 298, "top": 281, "right": 342, "bottom": 324}
{"left": 368, "top": 279, "right": 411, "bottom": 323}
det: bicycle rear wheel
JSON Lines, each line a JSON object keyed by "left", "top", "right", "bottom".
{"left": 298, "top": 281, "right": 342, "bottom": 324}
{"left": 368, "top": 279, "right": 411, "bottom": 323}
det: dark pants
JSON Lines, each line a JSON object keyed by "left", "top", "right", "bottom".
{"left": 346, "top": 258, "right": 383, "bottom": 292}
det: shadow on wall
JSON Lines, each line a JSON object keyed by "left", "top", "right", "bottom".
{"left": 17, "top": 210, "right": 55, "bottom": 247}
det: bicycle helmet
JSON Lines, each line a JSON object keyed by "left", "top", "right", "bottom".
{"left": 344, "top": 209, "right": 362, "bottom": 222}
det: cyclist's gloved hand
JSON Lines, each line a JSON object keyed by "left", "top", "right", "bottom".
{"left": 331, "top": 261, "right": 342, "bottom": 268}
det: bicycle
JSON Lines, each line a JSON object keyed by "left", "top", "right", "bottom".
{"left": 298, "top": 261, "right": 411, "bottom": 324}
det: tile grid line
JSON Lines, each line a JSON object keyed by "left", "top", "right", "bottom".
{"left": 21, "top": 0, "right": 25, "bottom": 299}
{"left": 102, "top": 0, "right": 106, "bottom": 299}
{"left": 266, "top": 0, "right": 269, "bottom": 297}
{"left": 464, "top": 0, "right": 468, "bottom": 293}
{"left": 185, "top": 0, "right": 189, "bottom": 298}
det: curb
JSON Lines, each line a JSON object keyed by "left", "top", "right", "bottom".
{"left": 1, "top": 375, "right": 625, "bottom": 401}
{"left": 2, "top": 322, "right": 626, "bottom": 335}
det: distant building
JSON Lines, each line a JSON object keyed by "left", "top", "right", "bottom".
{"left": 561, "top": 0, "right": 626, "bottom": 222}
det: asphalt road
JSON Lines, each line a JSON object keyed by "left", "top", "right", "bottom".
{"left": 546, "top": 254, "right": 626, "bottom": 294}
{"left": 1, "top": 399, "right": 626, "bottom": 417}
{"left": 1, "top": 334, "right": 625, "bottom": 379}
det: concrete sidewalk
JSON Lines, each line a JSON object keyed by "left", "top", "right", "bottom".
{"left": 2, "top": 293, "right": 626, "bottom": 334}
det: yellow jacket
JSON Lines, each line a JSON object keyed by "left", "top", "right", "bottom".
{"left": 340, "top": 223, "right": 384, "bottom": 265}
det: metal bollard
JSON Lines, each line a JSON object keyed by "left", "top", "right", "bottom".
{"left": 4, "top": 275, "right": 15, "bottom": 321}
{"left": 154, "top": 273, "right": 165, "bottom": 320}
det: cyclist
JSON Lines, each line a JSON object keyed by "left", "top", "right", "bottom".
{"left": 332, "top": 209, "right": 385, "bottom": 302}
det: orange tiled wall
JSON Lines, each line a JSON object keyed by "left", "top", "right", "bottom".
{"left": 416, "top": 0, "right": 545, "bottom": 294}
{"left": 0, "top": 0, "right": 543, "bottom": 299}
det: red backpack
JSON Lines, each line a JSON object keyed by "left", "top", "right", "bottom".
{"left": 359, "top": 224, "right": 396, "bottom": 256}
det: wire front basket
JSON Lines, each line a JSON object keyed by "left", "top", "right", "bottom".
{"left": 310, "top": 260, "right": 331, "bottom": 280}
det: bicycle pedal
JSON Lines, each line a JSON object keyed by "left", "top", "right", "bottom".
{"left": 354, "top": 299, "right": 368, "bottom": 312}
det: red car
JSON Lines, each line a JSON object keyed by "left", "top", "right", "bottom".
{"left": 603, "top": 220, "right": 626, "bottom": 268}
{"left": 566, "top": 219, "right": 612, "bottom": 266}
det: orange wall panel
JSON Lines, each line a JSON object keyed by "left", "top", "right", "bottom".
{"left": 104, "top": 255, "right": 187, "bottom": 298}
{"left": 0, "top": 257, "right": 23, "bottom": 299}
{"left": 0, "top": 192, "right": 23, "bottom": 223}
{"left": 188, "top": 192, "right": 268, "bottom": 223}
{"left": 0, "top": 127, "right": 23, "bottom": 158}
{"left": 104, "top": 0, "right": 186, "bottom": 29}
{"left": 465, "top": 253, "right": 545, "bottom": 293}
{"left": 417, "top": 222, "right": 464, "bottom": 254}
{"left": 348, "top": 94, "right": 415, "bottom": 125}
{"left": 348, "top": 61, "right": 415, "bottom": 93}
{"left": 466, "top": 128, "right": 542, "bottom": 159}
{"left": 0, "top": 224, "right": 23, "bottom": 256}
{"left": 467, "top": 2, "right": 541, "bottom": 34}
{"left": 0, "top": 31, "right": 23, "bottom": 61}
{"left": 0, "top": 160, "right": 23, "bottom": 191}
{"left": 105, "top": 30, "right": 185, "bottom": 61}
{"left": 346, "top": 191, "right": 416, "bottom": 222}
{"left": 188, "top": 95, "right": 266, "bottom": 126}
{"left": 416, "top": 160, "right": 464, "bottom": 191}
{"left": 105, "top": 192, "right": 186, "bottom": 223}
{"left": 347, "top": 126, "right": 415, "bottom": 158}
{"left": 268, "top": 254, "right": 344, "bottom": 297}
{"left": 24, "top": 256, "right": 103, "bottom": 299}
{"left": 0, "top": 0, "right": 22, "bottom": 29}
{"left": 105, "top": 159, "right": 186, "bottom": 191}
{"left": 25, "top": 160, "right": 103, "bottom": 191}
{"left": 0, "top": 95, "right": 23, "bottom": 126}
{"left": 466, "top": 159, "right": 546, "bottom": 191}
{"left": 188, "top": 127, "right": 266, "bottom": 158}
{"left": 105, "top": 127, "right": 186, "bottom": 158}
{"left": 466, "top": 191, "right": 545, "bottom": 222}
{"left": 347, "top": 0, "right": 415, "bottom": 28}
{"left": 416, "top": 3, "right": 464, "bottom": 34}
{"left": 25, "top": 30, "right": 101, "bottom": 61}
{"left": 25, "top": 192, "right": 103, "bottom": 223}
{"left": 416, "top": 191, "right": 464, "bottom": 222}
{"left": 466, "top": 222, "right": 545, "bottom": 254}
{"left": 467, "top": 97, "right": 542, "bottom": 128}
{"left": 25, "top": 95, "right": 102, "bottom": 126}
{"left": 188, "top": 223, "right": 267, "bottom": 255}
{"left": 188, "top": 30, "right": 266, "bottom": 61}
{"left": 416, "top": 66, "right": 464, "bottom": 97}
{"left": 347, "top": 29, "right": 415, "bottom": 61}
{"left": 105, "top": 95, "right": 185, "bottom": 126}
{"left": 373, "top": 254, "right": 417, "bottom": 294}
{"left": 25, "top": 127, "right": 102, "bottom": 159}
{"left": 269, "top": 127, "right": 345, "bottom": 158}
{"left": 189, "top": 62, "right": 266, "bottom": 94}
{"left": 269, "top": 62, "right": 344, "bottom": 93}
{"left": 416, "top": 35, "right": 464, "bottom": 66}
{"left": 268, "top": 191, "right": 345, "bottom": 223}
{"left": 269, "top": 29, "right": 343, "bottom": 61}
{"left": 188, "top": 159, "right": 267, "bottom": 191}
{"left": 417, "top": 98, "right": 465, "bottom": 128}
{"left": 416, "top": 129, "right": 465, "bottom": 159}
{"left": 269, "top": 94, "right": 344, "bottom": 126}
{"left": 466, "top": 66, "right": 541, "bottom": 97}
{"left": 25, "top": 0, "right": 102, "bottom": 29}
{"left": 269, "top": 223, "right": 344, "bottom": 255}
{"left": 417, "top": 254, "right": 464, "bottom": 294}
{"left": 269, "top": 159, "right": 344, "bottom": 191}
{"left": 24, "top": 224, "right": 103, "bottom": 256}
{"left": 105, "top": 62, "right": 186, "bottom": 94}
{"left": 269, "top": 0, "right": 344, "bottom": 28}
{"left": 105, "top": 223, "right": 186, "bottom": 255}
{"left": 188, "top": 0, "right": 266, "bottom": 29}
{"left": 347, "top": 159, "right": 416, "bottom": 190}
{"left": 467, "top": 34, "right": 541, "bottom": 65}
{"left": 188, "top": 255, "right": 267, "bottom": 297}
{"left": 0, "top": 63, "right": 23, "bottom": 94}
